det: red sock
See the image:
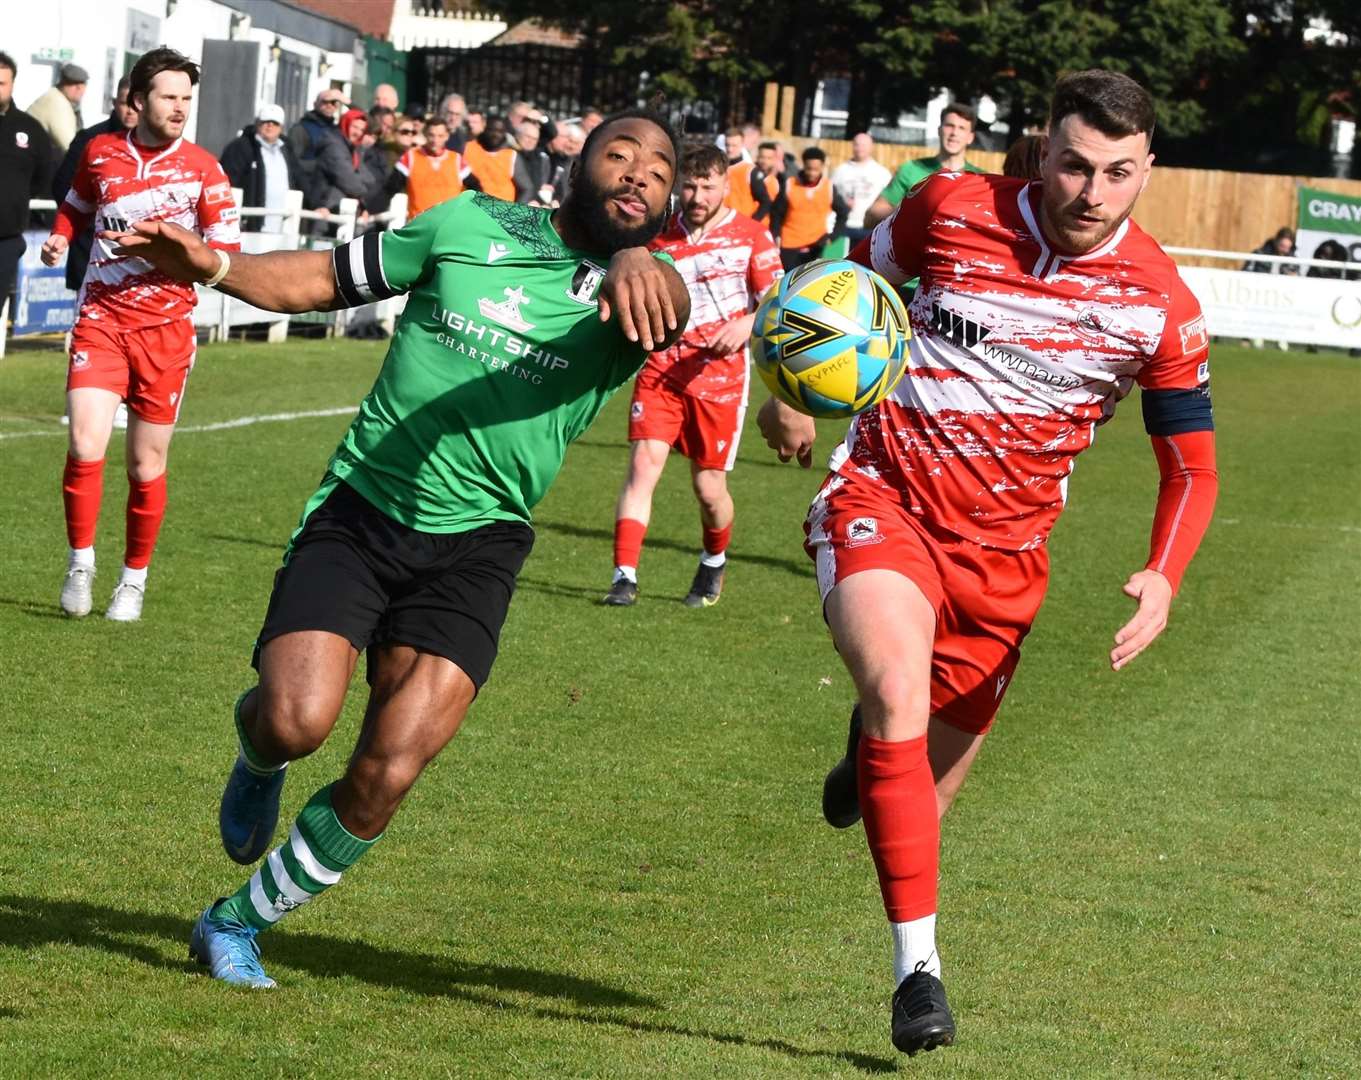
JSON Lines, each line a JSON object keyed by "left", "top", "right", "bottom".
{"left": 858, "top": 733, "right": 939, "bottom": 922}
{"left": 613, "top": 517, "right": 647, "bottom": 570}
{"left": 63, "top": 455, "right": 105, "bottom": 550}
{"left": 124, "top": 473, "right": 168, "bottom": 570}
{"left": 702, "top": 523, "right": 731, "bottom": 557}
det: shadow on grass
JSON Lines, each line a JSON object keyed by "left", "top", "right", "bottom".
{"left": 204, "top": 533, "right": 285, "bottom": 552}
{"left": 533, "top": 519, "right": 811, "bottom": 579}
{"left": 515, "top": 575, "right": 690, "bottom": 606}
{"left": 0, "top": 596, "right": 70, "bottom": 621}
{"left": 0, "top": 893, "right": 895, "bottom": 1073}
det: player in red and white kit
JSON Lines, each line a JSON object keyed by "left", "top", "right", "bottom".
{"left": 42, "top": 48, "right": 240, "bottom": 621}
{"left": 759, "top": 71, "right": 1219, "bottom": 1054}
{"left": 604, "top": 143, "right": 782, "bottom": 607}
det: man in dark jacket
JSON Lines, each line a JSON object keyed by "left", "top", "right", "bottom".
{"left": 287, "top": 90, "right": 367, "bottom": 213}
{"left": 52, "top": 77, "right": 138, "bottom": 290}
{"left": 0, "top": 50, "right": 54, "bottom": 316}
{"left": 221, "top": 104, "right": 304, "bottom": 232}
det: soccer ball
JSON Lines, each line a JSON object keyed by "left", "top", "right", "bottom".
{"left": 750, "top": 259, "right": 910, "bottom": 419}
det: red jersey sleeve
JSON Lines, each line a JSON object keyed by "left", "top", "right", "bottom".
{"left": 1139, "top": 277, "right": 1209, "bottom": 391}
{"left": 197, "top": 159, "right": 242, "bottom": 251}
{"left": 849, "top": 171, "right": 960, "bottom": 285}
{"left": 52, "top": 141, "right": 99, "bottom": 242}
{"left": 747, "top": 225, "right": 782, "bottom": 299}
{"left": 395, "top": 148, "right": 414, "bottom": 177}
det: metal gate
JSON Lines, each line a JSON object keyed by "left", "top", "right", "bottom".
{"left": 274, "top": 50, "right": 310, "bottom": 127}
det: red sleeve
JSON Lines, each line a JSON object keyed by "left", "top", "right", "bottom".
{"left": 747, "top": 225, "right": 782, "bottom": 299}
{"left": 395, "top": 148, "right": 413, "bottom": 177}
{"left": 196, "top": 158, "right": 242, "bottom": 252}
{"left": 848, "top": 171, "right": 961, "bottom": 285}
{"left": 52, "top": 141, "right": 99, "bottom": 242}
{"left": 1146, "top": 429, "right": 1218, "bottom": 594}
{"left": 1139, "top": 276, "right": 1209, "bottom": 390}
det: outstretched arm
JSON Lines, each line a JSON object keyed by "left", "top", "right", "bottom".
{"left": 597, "top": 249, "right": 690, "bottom": 352}
{"left": 108, "top": 219, "right": 340, "bottom": 312}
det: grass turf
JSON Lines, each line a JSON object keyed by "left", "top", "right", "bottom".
{"left": 0, "top": 338, "right": 1357, "bottom": 1077}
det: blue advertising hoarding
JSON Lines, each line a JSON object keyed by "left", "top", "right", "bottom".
{"left": 13, "top": 229, "right": 77, "bottom": 336}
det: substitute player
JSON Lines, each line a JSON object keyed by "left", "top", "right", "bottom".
{"left": 389, "top": 115, "right": 481, "bottom": 218}
{"left": 604, "top": 143, "right": 781, "bottom": 607}
{"left": 42, "top": 47, "right": 240, "bottom": 621}
{"left": 110, "top": 109, "right": 689, "bottom": 988}
{"left": 758, "top": 71, "right": 1218, "bottom": 1054}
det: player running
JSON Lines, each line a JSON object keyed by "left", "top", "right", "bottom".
{"left": 758, "top": 71, "right": 1218, "bottom": 1054}
{"left": 109, "top": 109, "right": 690, "bottom": 988}
{"left": 604, "top": 143, "right": 782, "bottom": 607}
{"left": 863, "top": 102, "right": 986, "bottom": 229}
{"left": 42, "top": 47, "right": 241, "bottom": 621}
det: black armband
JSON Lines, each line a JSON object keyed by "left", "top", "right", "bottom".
{"left": 332, "top": 231, "right": 400, "bottom": 308}
{"left": 1141, "top": 384, "right": 1214, "bottom": 436}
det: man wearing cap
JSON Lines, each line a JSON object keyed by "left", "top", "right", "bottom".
{"left": 28, "top": 62, "right": 88, "bottom": 154}
{"left": 221, "top": 104, "right": 304, "bottom": 233}
{"left": 288, "top": 89, "right": 367, "bottom": 215}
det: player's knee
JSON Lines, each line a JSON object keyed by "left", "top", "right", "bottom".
{"left": 691, "top": 471, "right": 727, "bottom": 509}
{"left": 126, "top": 454, "right": 167, "bottom": 483}
{"left": 858, "top": 671, "right": 930, "bottom": 739}
{"left": 254, "top": 686, "right": 334, "bottom": 759}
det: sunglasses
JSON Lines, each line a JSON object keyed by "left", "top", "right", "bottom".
{"left": 397, "top": 127, "right": 418, "bottom": 135}
{"left": 320, "top": 98, "right": 345, "bottom": 106}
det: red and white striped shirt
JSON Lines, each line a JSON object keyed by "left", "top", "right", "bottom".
{"left": 53, "top": 132, "right": 241, "bottom": 328}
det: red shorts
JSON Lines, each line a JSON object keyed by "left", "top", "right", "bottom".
{"left": 67, "top": 317, "right": 197, "bottom": 425}
{"left": 627, "top": 364, "right": 747, "bottom": 471}
{"left": 804, "top": 469, "right": 1050, "bottom": 735}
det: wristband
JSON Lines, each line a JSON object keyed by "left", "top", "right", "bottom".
{"left": 203, "top": 249, "right": 231, "bottom": 288}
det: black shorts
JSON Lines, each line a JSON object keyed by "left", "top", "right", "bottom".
{"left": 254, "top": 482, "right": 534, "bottom": 690}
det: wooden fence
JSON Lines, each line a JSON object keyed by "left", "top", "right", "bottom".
{"left": 776, "top": 134, "right": 1361, "bottom": 261}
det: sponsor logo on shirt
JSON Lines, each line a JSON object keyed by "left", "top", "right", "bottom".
{"left": 204, "top": 182, "right": 233, "bottom": 205}
{"left": 431, "top": 301, "right": 570, "bottom": 381}
{"left": 487, "top": 241, "right": 511, "bottom": 263}
{"left": 928, "top": 302, "right": 992, "bottom": 350}
{"left": 566, "top": 260, "right": 606, "bottom": 305}
{"left": 477, "top": 286, "right": 535, "bottom": 332}
{"left": 1178, "top": 315, "right": 1209, "bottom": 356}
{"left": 101, "top": 212, "right": 130, "bottom": 233}
{"left": 845, "top": 516, "right": 885, "bottom": 547}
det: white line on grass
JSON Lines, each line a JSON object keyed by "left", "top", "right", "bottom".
{"left": 0, "top": 405, "right": 357, "bottom": 442}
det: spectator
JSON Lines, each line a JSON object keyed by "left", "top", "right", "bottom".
{"left": 515, "top": 119, "right": 555, "bottom": 204}
{"left": 778, "top": 146, "right": 849, "bottom": 271}
{"left": 439, "top": 92, "right": 469, "bottom": 152}
{"left": 580, "top": 107, "right": 604, "bottom": 134}
{"left": 740, "top": 121, "right": 761, "bottom": 161}
{"left": 547, "top": 121, "right": 583, "bottom": 204}
{"left": 378, "top": 112, "right": 420, "bottom": 167}
{"left": 372, "top": 83, "right": 400, "bottom": 112}
{"left": 723, "top": 139, "right": 782, "bottom": 231}
{"left": 1244, "top": 227, "right": 1301, "bottom": 275}
{"left": 507, "top": 99, "right": 557, "bottom": 151}
{"left": 366, "top": 105, "right": 395, "bottom": 148}
{"left": 1002, "top": 133, "right": 1045, "bottom": 179}
{"left": 339, "top": 108, "right": 390, "bottom": 215}
{"left": 831, "top": 132, "right": 891, "bottom": 246}
{"left": 53, "top": 76, "right": 138, "bottom": 290}
{"left": 1306, "top": 238, "right": 1348, "bottom": 279}
{"left": 388, "top": 115, "right": 479, "bottom": 219}
{"left": 724, "top": 127, "right": 746, "bottom": 164}
{"left": 464, "top": 114, "right": 534, "bottom": 203}
{"left": 466, "top": 110, "right": 485, "bottom": 139}
{"left": 28, "top": 62, "right": 88, "bottom": 155}
{"left": 0, "top": 50, "right": 54, "bottom": 318}
{"left": 865, "top": 102, "right": 985, "bottom": 228}
{"left": 220, "top": 104, "right": 304, "bottom": 233}
{"left": 288, "top": 89, "right": 366, "bottom": 214}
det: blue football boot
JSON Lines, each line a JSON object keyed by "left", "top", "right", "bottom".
{"left": 219, "top": 752, "right": 288, "bottom": 865}
{"left": 189, "top": 902, "right": 276, "bottom": 988}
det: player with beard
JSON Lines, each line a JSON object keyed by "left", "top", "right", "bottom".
{"left": 604, "top": 143, "right": 781, "bottom": 607}
{"left": 108, "top": 109, "right": 690, "bottom": 987}
{"left": 759, "top": 71, "right": 1218, "bottom": 1054}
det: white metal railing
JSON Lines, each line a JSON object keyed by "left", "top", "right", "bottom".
{"left": 1165, "top": 245, "right": 1361, "bottom": 275}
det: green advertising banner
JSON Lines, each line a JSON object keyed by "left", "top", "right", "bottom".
{"left": 1296, "top": 186, "right": 1361, "bottom": 270}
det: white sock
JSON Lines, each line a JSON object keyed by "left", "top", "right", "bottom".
{"left": 120, "top": 565, "right": 148, "bottom": 589}
{"left": 891, "top": 915, "right": 941, "bottom": 985}
{"left": 613, "top": 565, "right": 637, "bottom": 584}
{"left": 69, "top": 546, "right": 95, "bottom": 569}
{"left": 700, "top": 550, "right": 726, "bottom": 568}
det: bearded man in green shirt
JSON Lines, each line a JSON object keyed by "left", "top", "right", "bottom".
{"left": 110, "top": 108, "right": 691, "bottom": 988}
{"left": 863, "top": 103, "right": 986, "bottom": 229}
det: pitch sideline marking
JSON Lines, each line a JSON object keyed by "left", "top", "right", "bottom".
{"left": 0, "top": 405, "right": 357, "bottom": 442}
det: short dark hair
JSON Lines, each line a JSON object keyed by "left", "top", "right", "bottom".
{"left": 423, "top": 115, "right": 448, "bottom": 132}
{"left": 579, "top": 106, "right": 682, "bottom": 176}
{"left": 0, "top": 51, "right": 16, "bottom": 78}
{"left": 757, "top": 140, "right": 778, "bottom": 153}
{"left": 941, "top": 102, "right": 976, "bottom": 129}
{"left": 128, "top": 46, "right": 199, "bottom": 106}
{"left": 1049, "top": 69, "right": 1155, "bottom": 141}
{"left": 801, "top": 146, "right": 826, "bottom": 163}
{"left": 1002, "top": 134, "right": 1045, "bottom": 180}
{"left": 115, "top": 75, "right": 131, "bottom": 96}
{"left": 1274, "top": 226, "right": 1295, "bottom": 242}
{"left": 681, "top": 143, "right": 727, "bottom": 180}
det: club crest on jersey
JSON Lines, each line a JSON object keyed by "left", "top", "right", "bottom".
{"left": 15, "top": 131, "right": 29, "bottom": 149}
{"left": 566, "top": 260, "right": 606, "bottom": 305}
{"left": 477, "top": 286, "right": 535, "bottom": 332}
{"left": 630, "top": 401, "right": 643, "bottom": 419}
{"left": 845, "top": 517, "right": 884, "bottom": 547}
{"left": 1074, "top": 307, "right": 1111, "bottom": 342}
{"left": 1179, "top": 315, "right": 1209, "bottom": 356}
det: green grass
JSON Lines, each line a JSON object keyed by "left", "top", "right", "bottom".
{"left": 1, "top": 338, "right": 1358, "bottom": 1077}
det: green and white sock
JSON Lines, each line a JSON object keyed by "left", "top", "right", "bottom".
{"left": 215, "top": 783, "right": 381, "bottom": 932}
{"left": 234, "top": 689, "right": 285, "bottom": 776}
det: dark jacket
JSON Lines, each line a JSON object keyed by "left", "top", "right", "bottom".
{"left": 1243, "top": 238, "right": 1301, "bottom": 276}
{"left": 53, "top": 115, "right": 123, "bottom": 289}
{"left": 287, "top": 109, "right": 367, "bottom": 211}
{"left": 220, "top": 125, "right": 305, "bottom": 229}
{"left": 0, "top": 106, "right": 54, "bottom": 238}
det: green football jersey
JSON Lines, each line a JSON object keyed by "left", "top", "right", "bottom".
{"left": 318, "top": 193, "right": 664, "bottom": 533}
{"left": 878, "top": 155, "right": 987, "bottom": 207}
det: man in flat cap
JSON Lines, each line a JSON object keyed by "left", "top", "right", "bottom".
{"left": 29, "top": 62, "right": 88, "bottom": 154}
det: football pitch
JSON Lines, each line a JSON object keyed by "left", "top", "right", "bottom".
{"left": 1, "top": 338, "right": 1357, "bottom": 1077}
